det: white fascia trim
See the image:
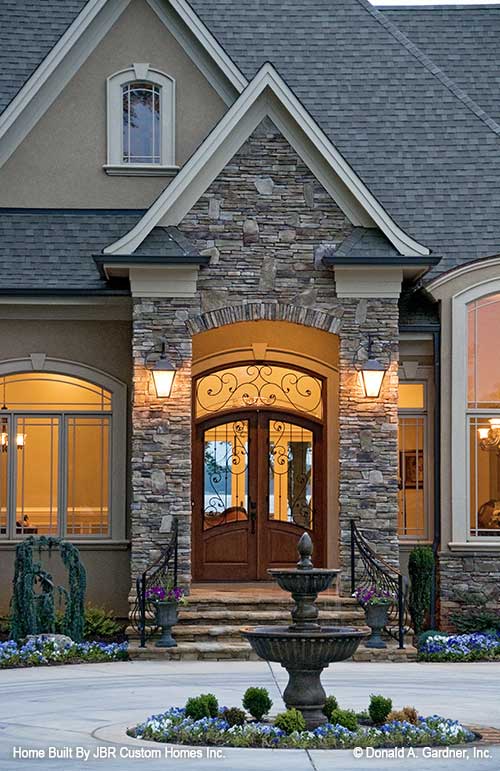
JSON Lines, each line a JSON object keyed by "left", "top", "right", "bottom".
{"left": 0, "top": 0, "right": 131, "bottom": 167}
{"left": 426, "top": 255, "right": 500, "bottom": 295}
{"left": 147, "top": 0, "right": 247, "bottom": 105}
{"left": 104, "top": 64, "right": 429, "bottom": 257}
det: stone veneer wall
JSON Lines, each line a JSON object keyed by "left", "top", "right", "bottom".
{"left": 439, "top": 552, "right": 500, "bottom": 629}
{"left": 130, "top": 118, "right": 400, "bottom": 590}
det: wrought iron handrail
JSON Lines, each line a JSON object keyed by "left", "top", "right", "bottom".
{"left": 132, "top": 517, "right": 179, "bottom": 648}
{"left": 350, "top": 519, "right": 408, "bottom": 649}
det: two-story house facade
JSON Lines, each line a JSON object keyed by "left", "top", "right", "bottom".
{"left": 0, "top": 0, "right": 499, "bottom": 629}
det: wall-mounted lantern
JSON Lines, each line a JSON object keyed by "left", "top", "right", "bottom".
{"left": 359, "top": 335, "right": 387, "bottom": 399}
{"left": 145, "top": 341, "right": 177, "bottom": 398}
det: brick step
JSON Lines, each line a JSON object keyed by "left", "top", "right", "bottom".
{"left": 128, "top": 639, "right": 418, "bottom": 663}
{"left": 353, "top": 644, "right": 418, "bottom": 662}
{"left": 178, "top": 609, "right": 366, "bottom": 624}
{"left": 185, "top": 596, "right": 358, "bottom": 610}
{"left": 128, "top": 641, "right": 260, "bottom": 662}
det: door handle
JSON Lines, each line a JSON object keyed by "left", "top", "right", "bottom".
{"left": 249, "top": 500, "right": 257, "bottom": 534}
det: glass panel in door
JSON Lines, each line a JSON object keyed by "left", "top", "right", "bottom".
{"left": 268, "top": 420, "right": 313, "bottom": 529}
{"left": 14, "top": 416, "right": 59, "bottom": 535}
{"left": 66, "top": 416, "right": 110, "bottom": 536}
{"left": 203, "top": 420, "right": 249, "bottom": 530}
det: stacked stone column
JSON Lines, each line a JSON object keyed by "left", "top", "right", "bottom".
{"left": 131, "top": 297, "right": 197, "bottom": 587}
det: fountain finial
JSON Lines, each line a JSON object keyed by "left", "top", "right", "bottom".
{"left": 297, "top": 532, "right": 314, "bottom": 570}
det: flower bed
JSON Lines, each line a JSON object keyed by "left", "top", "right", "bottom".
{"left": 0, "top": 637, "right": 128, "bottom": 668}
{"left": 129, "top": 709, "right": 475, "bottom": 750}
{"left": 419, "top": 632, "right": 500, "bottom": 662}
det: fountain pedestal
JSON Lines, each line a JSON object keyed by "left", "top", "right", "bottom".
{"left": 241, "top": 533, "right": 368, "bottom": 730}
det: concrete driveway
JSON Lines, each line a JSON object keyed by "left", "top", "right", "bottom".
{"left": 0, "top": 660, "right": 499, "bottom": 771}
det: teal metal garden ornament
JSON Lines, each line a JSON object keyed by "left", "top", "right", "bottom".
{"left": 10, "top": 536, "right": 86, "bottom": 642}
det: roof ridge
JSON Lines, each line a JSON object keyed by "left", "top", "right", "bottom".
{"left": 356, "top": 0, "right": 500, "bottom": 139}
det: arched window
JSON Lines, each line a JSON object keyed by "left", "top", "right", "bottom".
{"left": 0, "top": 364, "right": 126, "bottom": 541}
{"left": 106, "top": 64, "right": 175, "bottom": 174}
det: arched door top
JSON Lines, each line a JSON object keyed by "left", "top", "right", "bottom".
{"left": 194, "top": 362, "right": 324, "bottom": 421}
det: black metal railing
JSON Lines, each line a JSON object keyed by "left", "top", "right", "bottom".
{"left": 132, "top": 517, "right": 179, "bottom": 648}
{"left": 350, "top": 519, "right": 408, "bottom": 649}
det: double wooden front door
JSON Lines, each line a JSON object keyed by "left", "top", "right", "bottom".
{"left": 193, "top": 411, "right": 324, "bottom": 580}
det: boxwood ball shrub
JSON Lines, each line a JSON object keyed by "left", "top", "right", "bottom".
{"left": 185, "top": 694, "right": 219, "bottom": 721}
{"left": 131, "top": 708, "right": 475, "bottom": 749}
{"left": 329, "top": 708, "right": 358, "bottom": 731}
{"left": 369, "top": 694, "right": 393, "bottom": 725}
{"left": 242, "top": 687, "right": 272, "bottom": 721}
{"left": 408, "top": 545, "right": 435, "bottom": 635}
{"left": 220, "top": 707, "right": 246, "bottom": 727}
{"left": 322, "top": 695, "right": 339, "bottom": 720}
{"left": 274, "top": 708, "right": 306, "bottom": 735}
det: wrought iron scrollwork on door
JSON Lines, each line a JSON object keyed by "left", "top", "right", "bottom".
{"left": 196, "top": 364, "right": 323, "bottom": 419}
{"left": 268, "top": 420, "right": 313, "bottom": 529}
{"left": 203, "top": 420, "right": 249, "bottom": 530}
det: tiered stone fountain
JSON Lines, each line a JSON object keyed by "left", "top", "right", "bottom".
{"left": 241, "top": 533, "right": 368, "bottom": 729}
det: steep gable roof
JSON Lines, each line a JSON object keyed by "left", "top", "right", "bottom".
{"left": 0, "top": 0, "right": 87, "bottom": 115}
{"left": 185, "top": 0, "right": 500, "bottom": 278}
{"left": 105, "top": 64, "right": 430, "bottom": 258}
{"left": 2, "top": 1, "right": 500, "bottom": 282}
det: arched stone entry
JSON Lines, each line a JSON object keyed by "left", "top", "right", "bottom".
{"left": 191, "top": 318, "right": 340, "bottom": 580}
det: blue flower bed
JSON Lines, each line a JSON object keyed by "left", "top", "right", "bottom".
{"left": 129, "top": 708, "right": 475, "bottom": 749}
{"left": 419, "top": 632, "right": 500, "bottom": 662}
{"left": 0, "top": 637, "right": 128, "bottom": 668}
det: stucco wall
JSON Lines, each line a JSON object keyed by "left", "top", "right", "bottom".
{"left": 0, "top": 0, "right": 226, "bottom": 208}
{"left": 0, "top": 316, "right": 132, "bottom": 617}
{"left": 130, "top": 119, "right": 400, "bottom": 593}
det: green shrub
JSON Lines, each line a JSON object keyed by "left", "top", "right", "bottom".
{"left": 83, "top": 605, "right": 123, "bottom": 639}
{"left": 274, "top": 708, "right": 306, "bottom": 734}
{"left": 0, "top": 616, "right": 10, "bottom": 634}
{"left": 242, "top": 687, "right": 272, "bottom": 721}
{"left": 408, "top": 545, "right": 434, "bottom": 635}
{"left": 185, "top": 694, "right": 219, "bottom": 721}
{"left": 449, "top": 609, "right": 500, "bottom": 635}
{"left": 329, "top": 708, "right": 358, "bottom": 731}
{"left": 221, "top": 707, "right": 246, "bottom": 727}
{"left": 322, "top": 695, "right": 339, "bottom": 720}
{"left": 369, "top": 694, "right": 393, "bottom": 725}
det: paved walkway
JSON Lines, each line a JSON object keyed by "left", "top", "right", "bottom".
{"left": 0, "top": 660, "right": 499, "bottom": 771}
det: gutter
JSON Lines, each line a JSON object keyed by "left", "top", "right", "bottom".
{"left": 93, "top": 253, "right": 210, "bottom": 280}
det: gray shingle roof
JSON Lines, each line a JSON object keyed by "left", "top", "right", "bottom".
{"left": 0, "top": 209, "right": 145, "bottom": 291}
{"left": 0, "top": 1, "right": 87, "bottom": 114}
{"left": 1, "top": 1, "right": 500, "bottom": 286}
{"left": 383, "top": 5, "right": 500, "bottom": 126}
{"left": 187, "top": 0, "right": 500, "bottom": 278}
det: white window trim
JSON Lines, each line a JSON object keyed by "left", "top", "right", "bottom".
{"left": 105, "top": 63, "right": 177, "bottom": 175}
{"left": 451, "top": 277, "right": 500, "bottom": 545}
{"left": 0, "top": 357, "right": 127, "bottom": 542}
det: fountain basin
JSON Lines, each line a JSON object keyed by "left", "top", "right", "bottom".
{"left": 268, "top": 568, "right": 339, "bottom": 596}
{"left": 241, "top": 625, "right": 367, "bottom": 668}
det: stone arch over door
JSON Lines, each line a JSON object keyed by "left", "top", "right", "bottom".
{"left": 191, "top": 312, "right": 340, "bottom": 578}
{"left": 187, "top": 301, "right": 344, "bottom": 338}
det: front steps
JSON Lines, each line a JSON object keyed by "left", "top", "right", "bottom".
{"left": 128, "top": 585, "right": 417, "bottom": 662}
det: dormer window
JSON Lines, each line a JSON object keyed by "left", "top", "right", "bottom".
{"left": 105, "top": 64, "right": 176, "bottom": 176}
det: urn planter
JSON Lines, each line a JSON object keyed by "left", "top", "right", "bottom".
{"left": 154, "top": 601, "right": 179, "bottom": 648}
{"left": 364, "top": 602, "right": 390, "bottom": 649}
